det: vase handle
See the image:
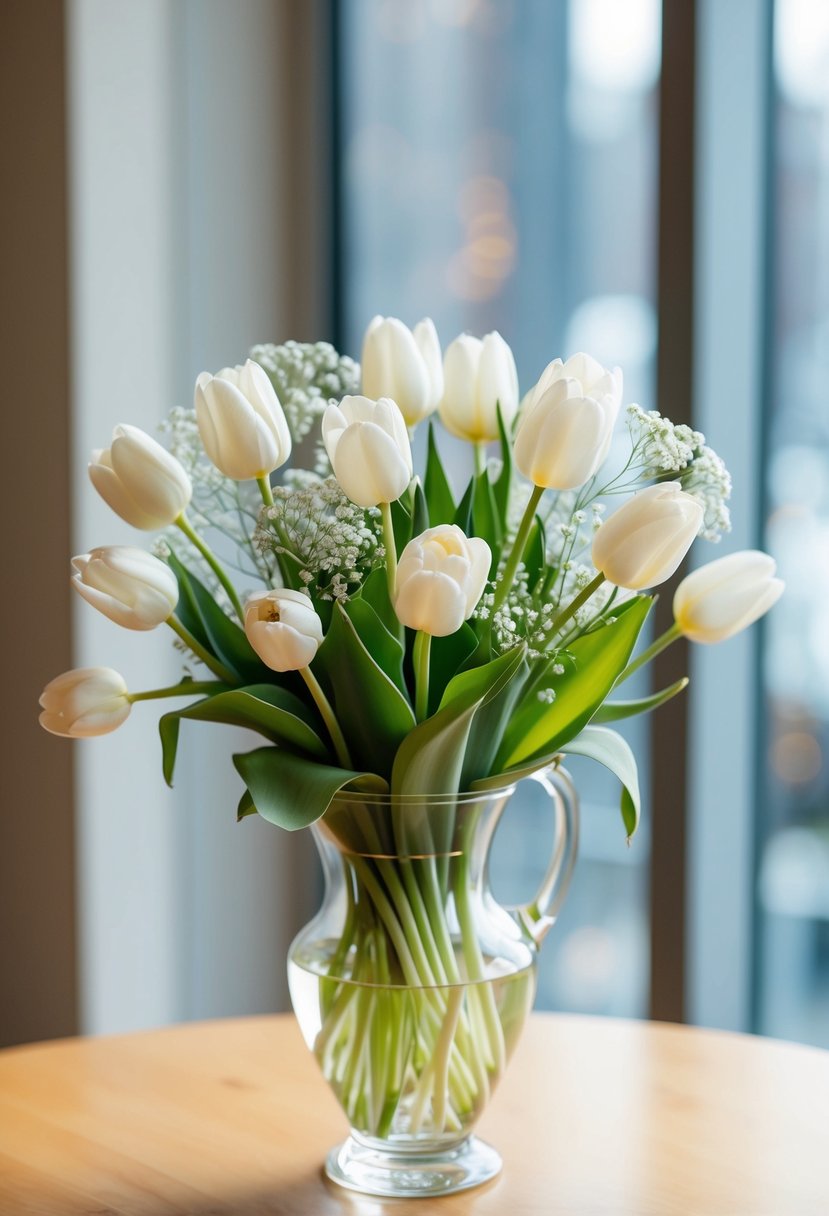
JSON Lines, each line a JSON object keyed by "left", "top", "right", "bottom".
{"left": 511, "top": 764, "right": 580, "bottom": 946}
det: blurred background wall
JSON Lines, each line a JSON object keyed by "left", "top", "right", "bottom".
{"left": 2, "top": 0, "right": 828, "bottom": 1051}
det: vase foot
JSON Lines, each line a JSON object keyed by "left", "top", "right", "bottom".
{"left": 324, "top": 1133, "right": 502, "bottom": 1198}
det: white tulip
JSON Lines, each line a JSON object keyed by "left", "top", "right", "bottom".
{"left": 592, "top": 482, "right": 703, "bottom": 590}
{"left": 244, "top": 588, "right": 324, "bottom": 672}
{"left": 674, "top": 550, "right": 784, "bottom": 644}
{"left": 194, "top": 359, "right": 291, "bottom": 481}
{"left": 361, "top": 315, "right": 443, "bottom": 426}
{"left": 71, "top": 546, "right": 178, "bottom": 631}
{"left": 514, "top": 378, "right": 609, "bottom": 490}
{"left": 395, "top": 524, "right": 492, "bottom": 637}
{"left": 439, "top": 331, "right": 519, "bottom": 443}
{"left": 322, "top": 395, "right": 413, "bottom": 508}
{"left": 89, "top": 425, "right": 192, "bottom": 531}
{"left": 39, "top": 667, "right": 131, "bottom": 738}
{"left": 523, "top": 352, "right": 622, "bottom": 464}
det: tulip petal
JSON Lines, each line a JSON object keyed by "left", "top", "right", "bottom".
{"left": 395, "top": 569, "right": 467, "bottom": 636}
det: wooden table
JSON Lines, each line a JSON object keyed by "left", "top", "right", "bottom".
{"left": 1, "top": 1013, "right": 828, "bottom": 1215}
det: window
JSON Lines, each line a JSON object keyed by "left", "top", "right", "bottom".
{"left": 756, "top": 0, "right": 829, "bottom": 1048}
{"left": 337, "top": 0, "right": 662, "bottom": 1017}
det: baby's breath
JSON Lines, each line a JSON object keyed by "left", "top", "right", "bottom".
{"left": 249, "top": 339, "right": 360, "bottom": 455}
{"left": 679, "top": 444, "right": 732, "bottom": 542}
{"left": 626, "top": 404, "right": 704, "bottom": 475}
{"left": 254, "top": 477, "right": 381, "bottom": 599}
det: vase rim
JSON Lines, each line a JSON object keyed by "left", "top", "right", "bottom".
{"left": 331, "top": 782, "right": 520, "bottom": 806}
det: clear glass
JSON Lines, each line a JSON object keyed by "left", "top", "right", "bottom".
{"left": 756, "top": 0, "right": 829, "bottom": 1047}
{"left": 337, "top": 0, "right": 661, "bottom": 1017}
{"left": 288, "top": 767, "right": 578, "bottom": 1197}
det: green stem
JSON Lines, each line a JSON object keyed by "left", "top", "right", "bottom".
{"left": 299, "top": 666, "right": 353, "bottom": 769}
{"left": 128, "top": 680, "right": 226, "bottom": 704}
{"left": 473, "top": 442, "right": 486, "bottom": 477}
{"left": 546, "top": 571, "right": 606, "bottom": 639}
{"left": 413, "top": 630, "right": 431, "bottom": 722}
{"left": 256, "top": 474, "right": 274, "bottom": 507}
{"left": 492, "top": 484, "right": 544, "bottom": 615}
{"left": 380, "top": 501, "right": 398, "bottom": 602}
{"left": 175, "top": 513, "right": 245, "bottom": 623}
{"left": 618, "top": 621, "right": 682, "bottom": 684}
{"left": 167, "top": 616, "right": 238, "bottom": 684}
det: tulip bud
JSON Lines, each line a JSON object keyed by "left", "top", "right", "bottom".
{"left": 194, "top": 359, "right": 291, "bottom": 481}
{"left": 439, "top": 331, "right": 519, "bottom": 443}
{"left": 514, "top": 378, "right": 609, "bottom": 490}
{"left": 71, "top": 546, "right": 178, "bottom": 631}
{"left": 523, "top": 353, "right": 622, "bottom": 465}
{"left": 89, "top": 425, "right": 192, "bottom": 531}
{"left": 395, "top": 524, "right": 491, "bottom": 637}
{"left": 673, "top": 550, "right": 784, "bottom": 644}
{"left": 322, "top": 395, "right": 413, "bottom": 508}
{"left": 592, "top": 482, "right": 703, "bottom": 590}
{"left": 244, "top": 588, "right": 324, "bottom": 672}
{"left": 39, "top": 667, "right": 131, "bottom": 738}
{"left": 361, "top": 316, "right": 443, "bottom": 426}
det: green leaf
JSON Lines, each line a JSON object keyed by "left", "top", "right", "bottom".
{"left": 166, "top": 550, "right": 210, "bottom": 650}
{"left": 593, "top": 677, "right": 689, "bottom": 724}
{"left": 359, "top": 567, "right": 403, "bottom": 641}
{"left": 471, "top": 752, "right": 560, "bottom": 793}
{"left": 428, "top": 623, "right": 478, "bottom": 714}
{"left": 234, "top": 747, "right": 387, "bottom": 832}
{"left": 343, "top": 597, "right": 408, "bottom": 697}
{"left": 472, "top": 468, "right": 501, "bottom": 560}
{"left": 523, "top": 517, "right": 547, "bottom": 592}
{"left": 492, "top": 402, "right": 513, "bottom": 524}
{"left": 159, "top": 712, "right": 182, "bottom": 788}
{"left": 158, "top": 684, "right": 329, "bottom": 787}
{"left": 559, "top": 725, "right": 641, "bottom": 839}
{"left": 497, "top": 596, "right": 653, "bottom": 768}
{"left": 411, "top": 478, "right": 430, "bottom": 536}
{"left": 425, "top": 422, "right": 456, "bottom": 525}
{"left": 453, "top": 477, "right": 474, "bottom": 534}
{"left": 168, "top": 552, "right": 267, "bottom": 682}
{"left": 461, "top": 655, "right": 530, "bottom": 787}
{"left": 315, "top": 602, "right": 415, "bottom": 775}
{"left": 392, "top": 646, "right": 525, "bottom": 797}
{"left": 390, "top": 497, "right": 413, "bottom": 553}
{"left": 237, "top": 788, "right": 256, "bottom": 821}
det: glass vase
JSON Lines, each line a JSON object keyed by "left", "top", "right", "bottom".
{"left": 287, "top": 766, "right": 578, "bottom": 1198}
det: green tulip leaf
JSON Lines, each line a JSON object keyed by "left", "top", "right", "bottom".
{"left": 237, "top": 788, "right": 256, "bottom": 821}
{"left": 492, "top": 402, "right": 513, "bottom": 524}
{"left": 343, "top": 597, "right": 408, "bottom": 697}
{"left": 392, "top": 645, "right": 525, "bottom": 797}
{"left": 167, "top": 551, "right": 267, "bottom": 682}
{"left": 359, "top": 567, "right": 403, "bottom": 641}
{"left": 315, "top": 601, "right": 415, "bottom": 775}
{"left": 472, "top": 469, "right": 501, "bottom": 563}
{"left": 166, "top": 549, "right": 210, "bottom": 650}
{"left": 159, "top": 713, "right": 182, "bottom": 788}
{"left": 391, "top": 497, "right": 413, "bottom": 553}
{"left": 559, "top": 724, "right": 641, "bottom": 840}
{"left": 158, "top": 683, "right": 328, "bottom": 787}
{"left": 592, "top": 677, "right": 689, "bottom": 723}
{"left": 453, "top": 477, "right": 474, "bottom": 535}
{"left": 425, "top": 422, "right": 456, "bottom": 525}
{"left": 234, "top": 746, "right": 387, "bottom": 832}
{"left": 428, "top": 622, "right": 478, "bottom": 714}
{"left": 461, "top": 654, "right": 530, "bottom": 787}
{"left": 522, "top": 517, "right": 547, "bottom": 592}
{"left": 411, "top": 478, "right": 430, "bottom": 537}
{"left": 497, "top": 596, "right": 653, "bottom": 768}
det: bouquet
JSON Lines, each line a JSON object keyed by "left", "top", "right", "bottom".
{"left": 39, "top": 318, "right": 782, "bottom": 1160}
